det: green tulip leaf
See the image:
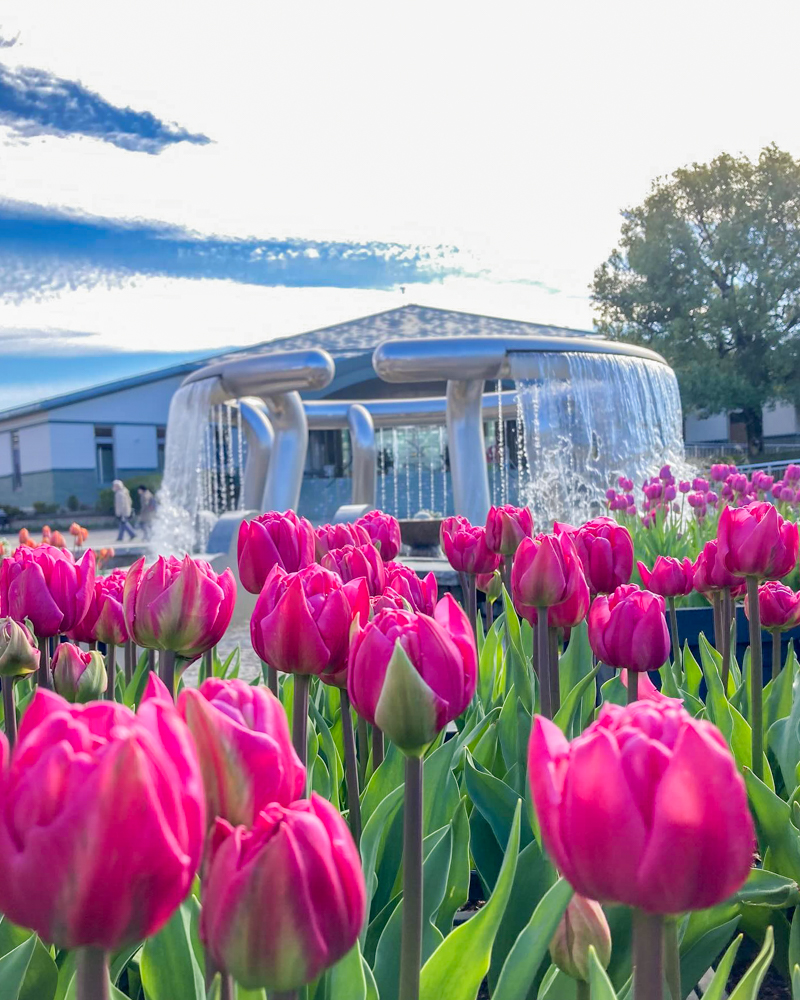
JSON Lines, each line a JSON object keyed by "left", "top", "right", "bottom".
{"left": 140, "top": 899, "right": 205, "bottom": 1000}
{"left": 0, "top": 936, "right": 37, "bottom": 1000}
{"left": 683, "top": 643, "right": 703, "bottom": 698}
{"left": 680, "top": 915, "right": 740, "bottom": 998}
{"left": 374, "top": 642, "right": 439, "bottom": 753}
{"left": 768, "top": 670, "right": 800, "bottom": 791}
{"left": 728, "top": 926, "right": 775, "bottom": 999}
{"left": 360, "top": 783, "right": 404, "bottom": 939}
{"left": 309, "top": 699, "right": 343, "bottom": 812}
{"left": 765, "top": 641, "right": 796, "bottom": 733}
{"left": 326, "top": 942, "right": 367, "bottom": 1000}
{"left": 464, "top": 752, "right": 532, "bottom": 851}
{"left": 419, "top": 802, "right": 521, "bottom": 1000}
{"left": 491, "top": 877, "right": 572, "bottom": 1000}
{"left": 0, "top": 918, "right": 57, "bottom": 1000}
{"left": 731, "top": 866, "right": 800, "bottom": 908}
{"left": 361, "top": 743, "right": 404, "bottom": 829}
{"left": 556, "top": 619, "right": 595, "bottom": 734}
{"left": 698, "top": 933, "right": 743, "bottom": 1000}
{"left": 745, "top": 769, "right": 800, "bottom": 883}
{"left": 434, "top": 797, "right": 471, "bottom": 936}
{"left": 791, "top": 906, "right": 800, "bottom": 979}
{"left": 553, "top": 664, "right": 599, "bottom": 737}
{"left": 588, "top": 945, "right": 618, "bottom": 999}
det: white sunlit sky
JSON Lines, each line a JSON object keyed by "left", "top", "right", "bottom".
{"left": 0, "top": 0, "right": 798, "bottom": 410}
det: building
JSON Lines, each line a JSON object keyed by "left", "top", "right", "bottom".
{"left": 0, "top": 305, "right": 598, "bottom": 512}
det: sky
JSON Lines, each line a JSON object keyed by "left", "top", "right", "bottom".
{"left": 1, "top": 0, "right": 799, "bottom": 408}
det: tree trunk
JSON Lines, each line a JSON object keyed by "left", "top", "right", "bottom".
{"left": 743, "top": 406, "right": 763, "bottom": 457}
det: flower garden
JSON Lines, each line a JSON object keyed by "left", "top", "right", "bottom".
{"left": 1, "top": 462, "right": 800, "bottom": 999}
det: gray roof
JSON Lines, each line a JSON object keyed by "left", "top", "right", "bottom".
{"left": 0, "top": 304, "right": 597, "bottom": 421}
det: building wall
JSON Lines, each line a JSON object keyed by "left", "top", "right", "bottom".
{"left": 115, "top": 425, "right": 158, "bottom": 471}
{"left": 684, "top": 412, "right": 729, "bottom": 443}
{"left": 763, "top": 402, "right": 798, "bottom": 438}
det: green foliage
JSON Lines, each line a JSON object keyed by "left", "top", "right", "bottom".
{"left": 592, "top": 144, "right": 800, "bottom": 452}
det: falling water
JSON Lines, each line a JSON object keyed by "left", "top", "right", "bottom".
{"left": 415, "top": 428, "right": 423, "bottom": 514}
{"left": 236, "top": 406, "right": 245, "bottom": 509}
{"left": 496, "top": 381, "right": 507, "bottom": 505}
{"left": 225, "top": 405, "right": 236, "bottom": 510}
{"left": 510, "top": 352, "right": 686, "bottom": 528}
{"left": 392, "top": 428, "right": 399, "bottom": 517}
{"left": 379, "top": 428, "right": 386, "bottom": 511}
{"left": 439, "top": 426, "right": 447, "bottom": 516}
{"left": 429, "top": 431, "right": 436, "bottom": 515}
{"left": 150, "top": 379, "right": 218, "bottom": 554}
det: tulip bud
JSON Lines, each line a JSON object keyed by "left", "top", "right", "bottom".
{"left": 51, "top": 643, "right": 107, "bottom": 703}
{"left": 440, "top": 516, "right": 502, "bottom": 575}
{"left": 315, "top": 521, "right": 370, "bottom": 558}
{"left": 512, "top": 532, "right": 586, "bottom": 607}
{"left": 636, "top": 556, "right": 694, "bottom": 598}
{"left": 745, "top": 581, "right": 800, "bottom": 632}
{"left": 717, "top": 501, "right": 799, "bottom": 580}
{"left": 476, "top": 569, "right": 503, "bottom": 601}
{"left": 0, "top": 618, "right": 39, "bottom": 679}
{"left": 237, "top": 510, "right": 316, "bottom": 595}
{"left": 384, "top": 562, "right": 438, "bottom": 615}
{"left": 0, "top": 545, "right": 96, "bottom": 638}
{"left": 485, "top": 504, "right": 534, "bottom": 556}
{"left": 588, "top": 585, "right": 670, "bottom": 672}
{"left": 356, "top": 510, "right": 402, "bottom": 561}
{"left": 563, "top": 517, "right": 633, "bottom": 596}
{"left": 320, "top": 543, "right": 386, "bottom": 596}
{"left": 549, "top": 895, "right": 612, "bottom": 982}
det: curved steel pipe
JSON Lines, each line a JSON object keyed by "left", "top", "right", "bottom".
{"left": 373, "top": 335, "right": 667, "bottom": 383}
{"left": 304, "top": 391, "right": 520, "bottom": 428}
{"left": 348, "top": 404, "right": 377, "bottom": 507}
{"left": 447, "top": 380, "right": 491, "bottom": 524}
{"left": 238, "top": 398, "right": 274, "bottom": 511}
{"left": 182, "top": 348, "right": 335, "bottom": 404}
{"left": 261, "top": 392, "right": 308, "bottom": 511}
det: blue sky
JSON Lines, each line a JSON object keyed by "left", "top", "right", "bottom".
{"left": 1, "top": 0, "right": 799, "bottom": 408}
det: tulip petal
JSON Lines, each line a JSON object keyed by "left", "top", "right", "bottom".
{"left": 374, "top": 641, "right": 443, "bottom": 753}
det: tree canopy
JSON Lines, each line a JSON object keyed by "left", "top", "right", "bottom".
{"left": 592, "top": 144, "right": 800, "bottom": 453}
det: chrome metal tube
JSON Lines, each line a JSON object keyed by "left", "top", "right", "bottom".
{"left": 447, "top": 379, "right": 491, "bottom": 524}
{"left": 303, "top": 391, "right": 520, "bottom": 428}
{"left": 262, "top": 392, "right": 308, "bottom": 511}
{"left": 348, "top": 404, "right": 377, "bottom": 507}
{"left": 238, "top": 398, "right": 274, "bottom": 511}
{"left": 182, "top": 349, "right": 335, "bottom": 403}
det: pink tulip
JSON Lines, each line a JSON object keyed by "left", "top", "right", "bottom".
{"left": 786, "top": 464, "right": 800, "bottom": 483}
{"left": 678, "top": 480, "right": 691, "bottom": 493}
{"left": 179, "top": 678, "right": 305, "bottom": 828}
{"left": 251, "top": 564, "right": 355, "bottom": 679}
{"left": 51, "top": 642, "right": 107, "bottom": 702}
{"left": 347, "top": 595, "right": 477, "bottom": 754}
{"left": 692, "top": 540, "right": 747, "bottom": 599}
{"left": 67, "top": 569, "right": 128, "bottom": 645}
{"left": 314, "top": 521, "right": 370, "bottom": 558}
{"left": 123, "top": 556, "right": 236, "bottom": 660}
{"left": 440, "top": 516, "right": 501, "bottom": 575}
{"left": 476, "top": 570, "right": 503, "bottom": 601}
{"left": 636, "top": 556, "right": 694, "bottom": 598}
{"left": 356, "top": 510, "right": 402, "bottom": 561}
{"left": 0, "top": 675, "right": 205, "bottom": 948}
{"left": 588, "top": 585, "right": 670, "bottom": 672}
{"left": 516, "top": 569, "right": 590, "bottom": 629}
{"left": 237, "top": 510, "right": 316, "bottom": 595}
{"left": 384, "top": 561, "right": 438, "bottom": 615}
{"left": 0, "top": 545, "right": 95, "bottom": 638}
{"left": 744, "top": 581, "right": 800, "bottom": 632}
{"left": 549, "top": 895, "right": 611, "bottom": 982}
{"left": 484, "top": 504, "right": 534, "bottom": 555}
{"left": 528, "top": 700, "right": 754, "bottom": 912}
{"left": 371, "top": 587, "right": 407, "bottom": 614}
{"left": 512, "top": 531, "right": 586, "bottom": 609}
{"left": 201, "top": 794, "right": 366, "bottom": 991}
{"left": 320, "top": 543, "right": 386, "bottom": 596}
{"left": 561, "top": 517, "right": 633, "bottom": 596}
{"left": 617, "top": 669, "right": 682, "bottom": 705}
{"left": 717, "top": 501, "right": 798, "bottom": 579}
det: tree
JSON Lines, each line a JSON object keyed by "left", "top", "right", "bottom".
{"left": 592, "top": 144, "right": 800, "bottom": 455}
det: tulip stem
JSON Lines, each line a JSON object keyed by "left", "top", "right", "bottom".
{"left": 501, "top": 555, "right": 513, "bottom": 602}
{"left": 202, "top": 648, "right": 212, "bottom": 682}
{"left": 267, "top": 664, "right": 279, "bottom": 697}
{"left": 746, "top": 576, "right": 764, "bottom": 783}
{"left": 159, "top": 649, "right": 176, "bottom": 700}
{"left": 36, "top": 633, "right": 51, "bottom": 690}
{"left": 372, "top": 725, "right": 385, "bottom": 770}
{"left": 357, "top": 714, "right": 369, "bottom": 786}
{"left": 2, "top": 678, "right": 16, "bottom": 748}
{"left": 219, "top": 974, "right": 234, "bottom": 1000}
{"left": 535, "top": 611, "right": 552, "bottom": 718}
{"left": 576, "top": 983, "right": 590, "bottom": 1000}
{"left": 459, "top": 572, "right": 478, "bottom": 640}
{"left": 293, "top": 674, "right": 310, "bottom": 776}
{"left": 76, "top": 947, "right": 109, "bottom": 1000}
{"left": 667, "top": 597, "right": 681, "bottom": 672}
{"left": 711, "top": 593, "right": 723, "bottom": 654}
{"left": 663, "top": 916, "right": 681, "bottom": 1000}
{"left": 772, "top": 628, "right": 782, "bottom": 681}
{"left": 548, "top": 626, "right": 560, "bottom": 715}
{"left": 106, "top": 644, "right": 116, "bottom": 701}
{"left": 486, "top": 598, "right": 494, "bottom": 629}
{"left": 399, "top": 754, "right": 424, "bottom": 1000}
{"left": 633, "top": 909, "right": 663, "bottom": 1000}
{"left": 124, "top": 640, "right": 134, "bottom": 685}
{"left": 721, "top": 587, "right": 732, "bottom": 692}
{"left": 339, "top": 690, "right": 362, "bottom": 847}
{"left": 627, "top": 669, "right": 639, "bottom": 704}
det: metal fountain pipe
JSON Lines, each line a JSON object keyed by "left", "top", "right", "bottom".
{"left": 181, "top": 348, "right": 335, "bottom": 512}
{"left": 372, "top": 335, "right": 669, "bottom": 524}
{"left": 304, "top": 391, "right": 520, "bottom": 428}
{"left": 347, "top": 404, "right": 377, "bottom": 507}
{"left": 238, "top": 398, "right": 274, "bottom": 511}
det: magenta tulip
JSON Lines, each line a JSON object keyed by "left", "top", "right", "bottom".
{"left": 717, "top": 501, "right": 799, "bottom": 579}
{"left": 201, "top": 794, "right": 366, "bottom": 991}
{"left": 560, "top": 517, "right": 633, "bottom": 595}
{"left": 485, "top": 504, "right": 534, "bottom": 555}
{"left": 314, "top": 521, "right": 370, "bottom": 558}
{"left": 528, "top": 700, "right": 754, "bottom": 912}
{"left": 348, "top": 595, "right": 477, "bottom": 754}
{"left": 237, "top": 510, "right": 316, "bottom": 595}
{"left": 179, "top": 678, "right": 305, "bottom": 828}
{"left": 0, "top": 544, "right": 95, "bottom": 637}
{"left": 692, "top": 540, "right": 746, "bottom": 599}
{"left": 123, "top": 555, "right": 235, "bottom": 660}
{"left": 51, "top": 643, "right": 107, "bottom": 703}
{"left": 356, "top": 510, "right": 402, "bottom": 561}
{"left": 320, "top": 543, "right": 386, "bottom": 596}
{"left": 384, "top": 561, "right": 438, "bottom": 615}
{"left": 440, "top": 516, "right": 502, "bottom": 575}
{"left": 0, "top": 674, "right": 205, "bottom": 948}
{"left": 636, "top": 556, "right": 694, "bottom": 598}
{"left": 251, "top": 564, "right": 354, "bottom": 679}
{"left": 67, "top": 569, "right": 128, "bottom": 645}
{"left": 618, "top": 669, "right": 682, "bottom": 705}
{"left": 511, "top": 532, "right": 585, "bottom": 608}
{"left": 745, "top": 581, "right": 800, "bottom": 631}
{"left": 516, "top": 568, "right": 590, "bottom": 630}
{"left": 588, "top": 585, "right": 670, "bottom": 672}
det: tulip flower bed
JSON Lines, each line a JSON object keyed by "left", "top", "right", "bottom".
{"left": 4, "top": 493, "right": 800, "bottom": 1000}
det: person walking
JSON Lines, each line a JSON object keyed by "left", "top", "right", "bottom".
{"left": 112, "top": 480, "right": 136, "bottom": 541}
{"left": 137, "top": 485, "right": 156, "bottom": 541}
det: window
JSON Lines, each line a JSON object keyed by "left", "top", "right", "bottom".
{"left": 11, "top": 431, "right": 21, "bottom": 491}
{"left": 157, "top": 426, "right": 166, "bottom": 473}
{"left": 95, "top": 426, "right": 115, "bottom": 484}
